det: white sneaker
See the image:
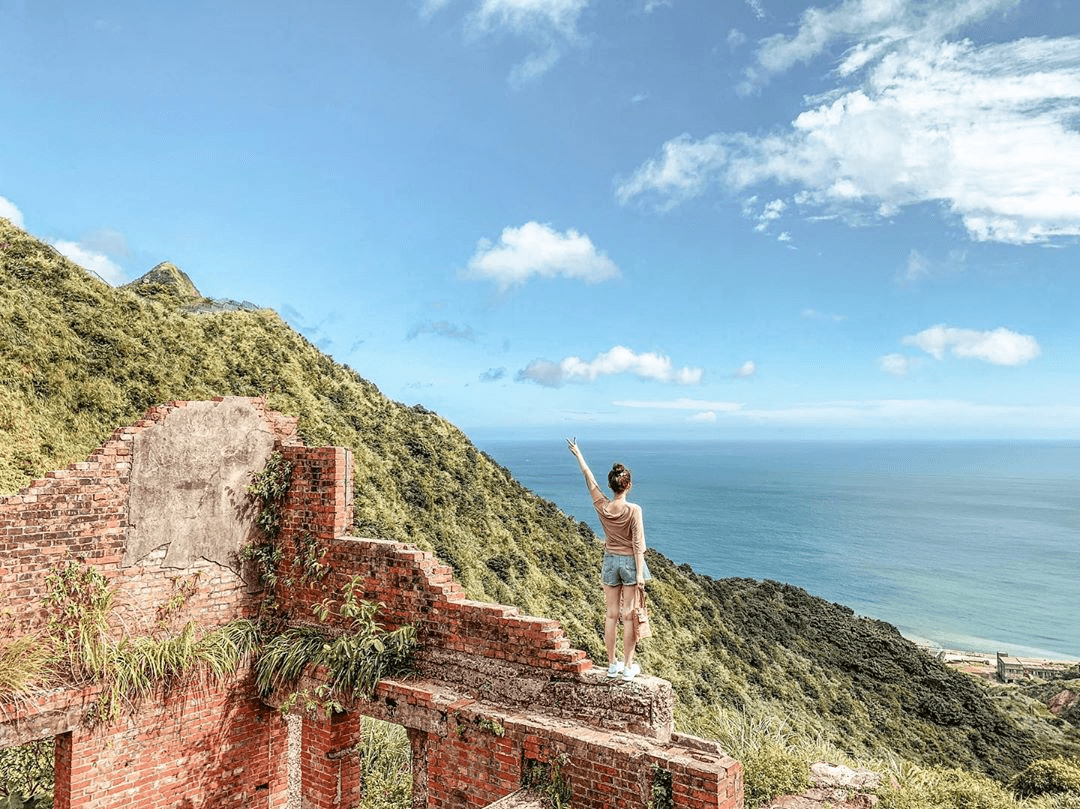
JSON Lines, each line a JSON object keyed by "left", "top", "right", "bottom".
{"left": 606, "top": 661, "right": 625, "bottom": 678}
{"left": 622, "top": 663, "right": 640, "bottom": 681}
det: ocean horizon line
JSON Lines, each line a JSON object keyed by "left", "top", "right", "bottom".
{"left": 477, "top": 438, "right": 1080, "bottom": 661}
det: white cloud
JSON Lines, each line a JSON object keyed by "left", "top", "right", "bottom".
{"left": 420, "top": 0, "right": 452, "bottom": 18}
{"left": 735, "top": 398, "right": 1080, "bottom": 434}
{"left": 52, "top": 240, "right": 127, "bottom": 285}
{"left": 467, "top": 0, "right": 588, "bottom": 84}
{"left": 742, "top": 0, "right": 1020, "bottom": 92}
{"left": 614, "top": 395, "right": 1080, "bottom": 435}
{"left": 613, "top": 398, "right": 743, "bottom": 411}
{"left": 879, "top": 352, "right": 916, "bottom": 376}
{"left": 643, "top": 0, "right": 671, "bottom": 12}
{"left": 901, "top": 249, "right": 930, "bottom": 283}
{"left": 689, "top": 410, "right": 718, "bottom": 423}
{"left": 728, "top": 29, "right": 747, "bottom": 49}
{"left": 616, "top": 134, "right": 728, "bottom": 210}
{"left": 752, "top": 198, "right": 787, "bottom": 232}
{"left": 518, "top": 346, "right": 704, "bottom": 387}
{"left": 734, "top": 360, "right": 757, "bottom": 378}
{"left": 0, "top": 195, "right": 24, "bottom": 228}
{"left": 466, "top": 221, "right": 619, "bottom": 289}
{"left": 745, "top": 0, "right": 766, "bottom": 21}
{"left": 901, "top": 324, "right": 1040, "bottom": 365}
{"left": 619, "top": 13, "right": 1080, "bottom": 244}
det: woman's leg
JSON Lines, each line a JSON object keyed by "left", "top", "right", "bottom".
{"left": 603, "top": 584, "right": 622, "bottom": 665}
{"left": 621, "top": 583, "right": 638, "bottom": 667}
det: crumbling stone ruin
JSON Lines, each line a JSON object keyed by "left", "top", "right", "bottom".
{"left": 0, "top": 397, "right": 742, "bottom": 808}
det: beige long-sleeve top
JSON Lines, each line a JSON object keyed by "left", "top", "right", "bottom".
{"left": 588, "top": 480, "right": 646, "bottom": 557}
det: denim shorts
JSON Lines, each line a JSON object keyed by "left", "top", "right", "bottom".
{"left": 601, "top": 552, "right": 652, "bottom": 586}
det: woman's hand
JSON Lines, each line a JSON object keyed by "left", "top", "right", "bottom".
{"left": 566, "top": 437, "right": 582, "bottom": 458}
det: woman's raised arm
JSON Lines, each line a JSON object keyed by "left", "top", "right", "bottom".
{"left": 567, "top": 438, "right": 599, "bottom": 490}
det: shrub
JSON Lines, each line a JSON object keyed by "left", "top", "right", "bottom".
{"left": 0, "top": 636, "right": 53, "bottom": 703}
{"left": 357, "top": 717, "right": 411, "bottom": 809}
{"left": 741, "top": 742, "right": 810, "bottom": 808}
{"left": 878, "top": 766, "right": 1019, "bottom": 809}
{"left": 0, "top": 738, "right": 53, "bottom": 809}
{"left": 1011, "top": 757, "right": 1080, "bottom": 799}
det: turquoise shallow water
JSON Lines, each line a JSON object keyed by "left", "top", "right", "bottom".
{"left": 476, "top": 439, "right": 1080, "bottom": 660}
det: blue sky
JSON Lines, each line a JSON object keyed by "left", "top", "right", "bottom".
{"left": 3, "top": 0, "right": 1080, "bottom": 440}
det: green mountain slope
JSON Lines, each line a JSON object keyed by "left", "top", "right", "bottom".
{"left": 1, "top": 217, "right": 1075, "bottom": 781}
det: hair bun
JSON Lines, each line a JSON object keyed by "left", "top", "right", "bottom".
{"left": 607, "top": 462, "right": 632, "bottom": 493}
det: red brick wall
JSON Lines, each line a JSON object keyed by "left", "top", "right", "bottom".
{"left": 52, "top": 673, "right": 287, "bottom": 809}
{"left": 0, "top": 397, "right": 299, "bottom": 645}
{"left": 0, "top": 398, "right": 743, "bottom": 809}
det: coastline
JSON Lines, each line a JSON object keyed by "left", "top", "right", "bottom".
{"left": 899, "top": 627, "right": 1080, "bottom": 664}
{"left": 479, "top": 438, "right": 1080, "bottom": 665}
{"left": 909, "top": 638, "right": 1079, "bottom": 682}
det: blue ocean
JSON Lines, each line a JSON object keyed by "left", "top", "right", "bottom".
{"left": 476, "top": 440, "right": 1080, "bottom": 660}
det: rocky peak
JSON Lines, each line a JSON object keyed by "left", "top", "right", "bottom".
{"left": 125, "top": 261, "right": 202, "bottom": 304}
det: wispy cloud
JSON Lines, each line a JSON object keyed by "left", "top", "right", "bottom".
{"left": 408, "top": 320, "right": 477, "bottom": 342}
{"left": 616, "top": 134, "right": 728, "bottom": 210}
{"left": 896, "top": 248, "right": 966, "bottom": 285}
{"left": 734, "top": 360, "right": 757, "bottom": 378}
{"left": 745, "top": 0, "right": 766, "bottom": 21}
{"left": 420, "top": 0, "right": 452, "bottom": 18}
{"left": 466, "top": 221, "right": 619, "bottom": 289}
{"left": 618, "top": 4, "right": 1080, "bottom": 245}
{"left": 617, "top": 395, "right": 1080, "bottom": 434}
{"left": 518, "top": 345, "right": 703, "bottom": 387}
{"left": 879, "top": 352, "right": 917, "bottom": 376}
{"left": 464, "top": 0, "right": 589, "bottom": 85}
{"left": 480, "top": 367, "right": 507, "bottom": 382}
{"left": 741, "top": 0, "right": 1020, "bottom": 93}
{"left": 735, "top": 398, "right": 1080, "bottom": 433}
{"left": 613, "top": 398, "right": 742, "bottom": 411}
{"left": 751, "top": 197, "right": 786, "bottom": 232}
{"left": 52, "top": 239, "right": 127, "bottom": 285}
{"left": 901, "top": 249, "right": 931, "bottom": 284}
{"left": 0, "top": 195, "right": 24, "bottom": 228}
{"left": 902, "top": 324, "right": 1040, "bottom": 365}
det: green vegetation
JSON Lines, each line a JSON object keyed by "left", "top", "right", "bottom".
{"left": 0, "top": 636, "right": 53, "bottom": 706}
{"left": 255, "top": 577, "right": 416, "bottom": 714}
{"left": 3, "top": 218, "right": 1079, "bottom": 803}
{"left": 0, "top": 738, "right": 52, "bottom": 809}
{"left": 40, "top": 558, "right": 262, "bottom": 723}
{"left": 649, "top": 764, "right": 674, "bottom": 809}
{"left": 522, "top": 753, "right": 572, "bottom": 809}
{"left": 357, "top": 717, "right": 412, "bottom": 809}
{"left": 1011, "top": 757, "right": 1080, "bottom": 799}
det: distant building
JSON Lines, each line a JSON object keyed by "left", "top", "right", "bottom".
{"left": 996, "top": 652, "right": 1074, "bottom": 683}
{"left": 937, "top": 650, "right": 996, "bottom": 681}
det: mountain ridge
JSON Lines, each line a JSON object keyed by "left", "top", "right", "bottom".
{"left": 1, "top": 216, "right": 1076, "bottom": 785}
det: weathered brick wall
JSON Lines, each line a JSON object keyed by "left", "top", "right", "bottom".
{"left": 0, "top": 397, "right": 300, "bottom": 645}
{"left": 53, "top": 673, "right": 288, "bottom": 809}
{"left": 0, "top": 398, "right": 743, "bottom": 808}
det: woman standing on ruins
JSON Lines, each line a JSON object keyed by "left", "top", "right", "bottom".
{"left": 567, "top": 438, "right": 651, "bottom": 681}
